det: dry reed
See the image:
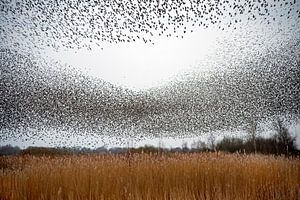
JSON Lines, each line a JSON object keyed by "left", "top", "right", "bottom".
{"left": 0, "top": 153, "right": 299, "bottom": 200}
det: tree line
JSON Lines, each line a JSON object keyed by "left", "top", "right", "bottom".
{"left": 1, "top": 119, "right": 298, "bottom": 156}
{"left": 0, "top": 134, "right": 298, "bottom": 157}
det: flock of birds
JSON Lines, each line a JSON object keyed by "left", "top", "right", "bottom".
{"left": 0, "top": 0, "right": 300, "bottom": 147}
{"left": 1, "top": 44, "right": 299, "bottom": 147}
{"left": 0, "top": 0, "right": 299, "bottom": 50}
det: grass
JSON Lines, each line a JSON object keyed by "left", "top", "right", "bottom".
{"left": 0, "top": 152, "right": 299, "bottom": 200}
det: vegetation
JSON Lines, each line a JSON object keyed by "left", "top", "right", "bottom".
{"left": 1, "top": 123, "right": 298, "bottom": 156}
{"left": 0, "top": 153, "right": 299, "bottom": 200}
{"left": 0, "top": 121, "right": 298, "bottom": 199}
{"left": 216, "top": 135, "right": 299, "bottom": 155}
{"left": 0, "top": 145, "right": 20, "bottom": 156}
{"left": 217, "top": 120, "right": 298, "bottom": 155}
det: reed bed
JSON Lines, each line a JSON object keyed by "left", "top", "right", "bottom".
{"left": 0, "top": 153, "right": 299, "bottom": 200}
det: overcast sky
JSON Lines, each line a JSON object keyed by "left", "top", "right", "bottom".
{"left": 42, "top": 16, "right": 299, "bottom": 90}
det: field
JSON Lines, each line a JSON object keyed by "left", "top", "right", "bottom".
{"left": 0, "top": 153, "right": 299, "bottom": 200}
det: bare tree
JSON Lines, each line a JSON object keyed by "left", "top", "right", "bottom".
{"left": 191, "top": 139, "right": 207, "bottom": 150}
{"left": 182, "top": 141, "right": 189, "bottom": 152}
{"left": 208, "top": 132, "right": 216, "bottom": 151}
{"left": 158, "top": 139, "right": 165, "bottom": 152}
{"left": 246, "top": 119, "right": 258, "bottom": 153}
{"left": 273, "top": 118, "right": 296, "bottom": 155}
